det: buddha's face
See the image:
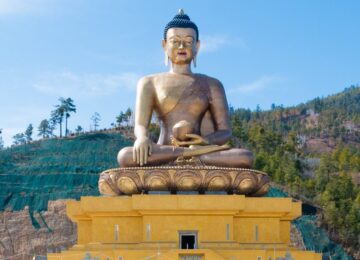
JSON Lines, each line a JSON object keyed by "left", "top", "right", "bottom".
{"left": 162, "top": 28, "right": 200, "bottom": 65}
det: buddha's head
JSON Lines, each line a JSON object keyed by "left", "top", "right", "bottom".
{"left": 162, "top": 9, "right": 200, "bottom": 66}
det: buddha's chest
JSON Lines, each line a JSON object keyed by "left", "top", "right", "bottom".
{"left": 154, "top": 83, "right": 210, "bottom": 116}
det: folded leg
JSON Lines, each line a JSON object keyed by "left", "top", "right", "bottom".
{"left": 199, "top": 148, "right": 253, "bottom": 168}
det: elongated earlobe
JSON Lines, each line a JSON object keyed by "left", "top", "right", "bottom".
{"left": 193, "top": 55, "right": 197, "bottom": 68}
{"left": 164, "top": 53, "right": 169, "bottom": 66}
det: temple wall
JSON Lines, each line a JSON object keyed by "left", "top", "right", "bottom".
{"left": 48, "top": 195, "right": 321, "bottom": 260}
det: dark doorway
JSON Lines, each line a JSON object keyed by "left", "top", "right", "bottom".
{"left": 179, "top": 232, "right": 197, "bottom": 249}
{"left": 302, "top": 203, "right": 318, "bottom": 215}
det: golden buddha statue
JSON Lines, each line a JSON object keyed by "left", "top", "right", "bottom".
{"left": 98, "top": 10, "right": 270, "bottom": 196}
{"left": 117, "top": 9, "right": 253, "bottom": 168}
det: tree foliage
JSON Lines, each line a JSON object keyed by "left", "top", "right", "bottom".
{"left": 50, "top": 97, "right": 76, "bottom": 137}
{"left": 116, "top": 108, "right": 133, "bottom": 127}
{"left": 61, "top": 97, "right": 76, "bottom": 136}
{"left": 12, "top": 133, "right": 26, "bottom": 145}
{"left": 50, "top": 104, "right": 65, "bottom": 137}
{"left": 75, "top": 125, "right": 83, "bottom": 135}
{"left": 38, "top": 119, "right": 53, "bottom": 138}
{"left": 24, "top": 124, "right": 33, "bottom": 142}
{"left": 229, "top": 86, "right": 360, "bottom": 251}
{"left": 0, "top": 129, "right": 4, "bottom": 150}
{"left": 91, "top": 112, "right": 101, "bottom": 131}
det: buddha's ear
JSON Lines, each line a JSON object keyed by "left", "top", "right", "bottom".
{"left": 162, "top": 40, "right": 167, "bottom": 51}
{"left": 196, "top": 40, "right": 200, "bottom": 53}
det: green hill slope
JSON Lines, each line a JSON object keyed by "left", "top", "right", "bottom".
{"left": 0, "top": 132, "right": 132, "bottom": 212}
{"left": 0, "top": 132, "right": 354, "bottom": 259}
{"left": 230, "top": 85, "right": 360, "bottom": 149}
{"left": 229, "top": 86, "right": 360, "bottom": 259}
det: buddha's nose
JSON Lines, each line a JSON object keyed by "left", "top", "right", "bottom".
{"left": 179, "top": 41, "right": 185, "bottom": 49}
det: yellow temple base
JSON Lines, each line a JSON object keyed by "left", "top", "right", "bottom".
{"left": 48, "top": 195, "right": 321, "bottom": 260}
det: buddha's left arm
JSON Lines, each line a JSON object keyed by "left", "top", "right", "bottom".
{"left": 205, "top": 79, "right": 232, "bottom": 145}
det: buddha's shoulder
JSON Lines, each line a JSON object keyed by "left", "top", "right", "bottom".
{"left": 140, "top": 72, "right": 172, "bottom": 78}
{"left": 137, "top": 73, "right": 167, "bottom": 85}
{"left": 136, "top": 74, "right": 159, "bottom": 90}
{"left": 137, "top": 73, "right": 223, "bottom": 88}
{"left": 137, "top": 74, "right": 155, "bottom": 83}
{"left": 194, "top": 73, "right": 224, "bottom": 88}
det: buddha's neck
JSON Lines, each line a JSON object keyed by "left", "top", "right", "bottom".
{"left": 170, "top": 63, "right": 192, "bottom": 75}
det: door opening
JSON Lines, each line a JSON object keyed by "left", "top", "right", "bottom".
{"left": 179, "top": 232, "right": 197, "bottom": 249}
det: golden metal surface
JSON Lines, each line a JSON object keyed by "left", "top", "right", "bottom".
{"left": 98, "top": 166, "right": 270, "bottom": 196}
{"left": 109, "top": 10, "right": 272, "bottom": 196}
{"left": 117, "top": 11, "right": 253, "bottom": 168}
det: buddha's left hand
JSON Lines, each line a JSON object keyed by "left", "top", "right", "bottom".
{"left": 171, "top": 134, "right": 209, "bottom": 147}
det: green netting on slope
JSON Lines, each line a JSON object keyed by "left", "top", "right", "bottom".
{"left": 0, "top": 173, "right": 100, "bottom": 211}
{"left": 265, "top": 186, "right": 288, "bottom": 197}
{"left": 0, "top": 133, "right": 133, "bottom": 213}
{"left": 294, "top": 215, "right": 352, "bottom": 260}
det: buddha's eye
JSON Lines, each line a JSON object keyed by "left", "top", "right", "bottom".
{"left": 170, "top": 40, "right": 180, "bottom": 46}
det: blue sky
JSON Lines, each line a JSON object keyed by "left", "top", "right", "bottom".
{"left": 1, "top": 0, "right": 359, "bottom": 146}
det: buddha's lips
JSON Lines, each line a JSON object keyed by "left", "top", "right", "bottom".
{"left": 177, "top": 51, "right": 187, "bottom": 56}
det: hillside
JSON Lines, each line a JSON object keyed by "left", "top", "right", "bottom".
{"left": 1, "top": 132, "right": 351, "bottom": 259}
{"left": 229, "top": 85, "right": 360, "bottom": 259}
{"left": 0, "top": 133, "right": 133, "bottom": 258}
{"left": 230, "top": 85, "right": 359, "bottom": 152}
{"left": 0, "top": 133, "right": 132, "bottom": 213}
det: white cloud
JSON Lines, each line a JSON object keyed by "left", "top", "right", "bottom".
{"left": 0, "top": 0, "right": 49, "bottom": 15}
{"left": 33, "top": 71, "right": 141, "bottom": 98}
{"left": 231, "top": 75, "right": 283, "bottom": 94}
{"left": 200, "top": 35, "right": 245, "bottom": 53}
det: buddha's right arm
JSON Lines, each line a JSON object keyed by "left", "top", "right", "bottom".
{"left": 133, "top": 77, "right": 155, "bottom": 165}
{"left": 134, "top": 77, "right": 154, "bottom": 138}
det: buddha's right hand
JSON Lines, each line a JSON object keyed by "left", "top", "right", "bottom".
{"left": 133, "top": 137, "right": 153, "bottom": 166}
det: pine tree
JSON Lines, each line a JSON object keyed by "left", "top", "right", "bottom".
{"left": 125, "top": 108, "right": 132, "bottom": 126}
{"left": 38, "top": 119, "right": 53, "bottom": 138}
{"left": 51, "top": 105, "right": 65, "bottom": 137}
{"left": 315, "top": 154, "right": 336, "bottom": 193}
{"left": 60, "top": 97, "right": 76, "bottom": 137}
{"left": 116, "top": 112, "right": 125, "bottom": 127}
{"left": 91, "top": 112, "right": 101, "bottom": 131}
{"left": 24, "top": 124, "right": 33, "bottom": 142}
{"left": 75, "top": 125, "right": 83, "bottom": 135}
{"left": 12, "top": 133, "right": 26, "bottom": 145}
{"left": 0, "top": 129, "right": 4, "bottom": 150}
